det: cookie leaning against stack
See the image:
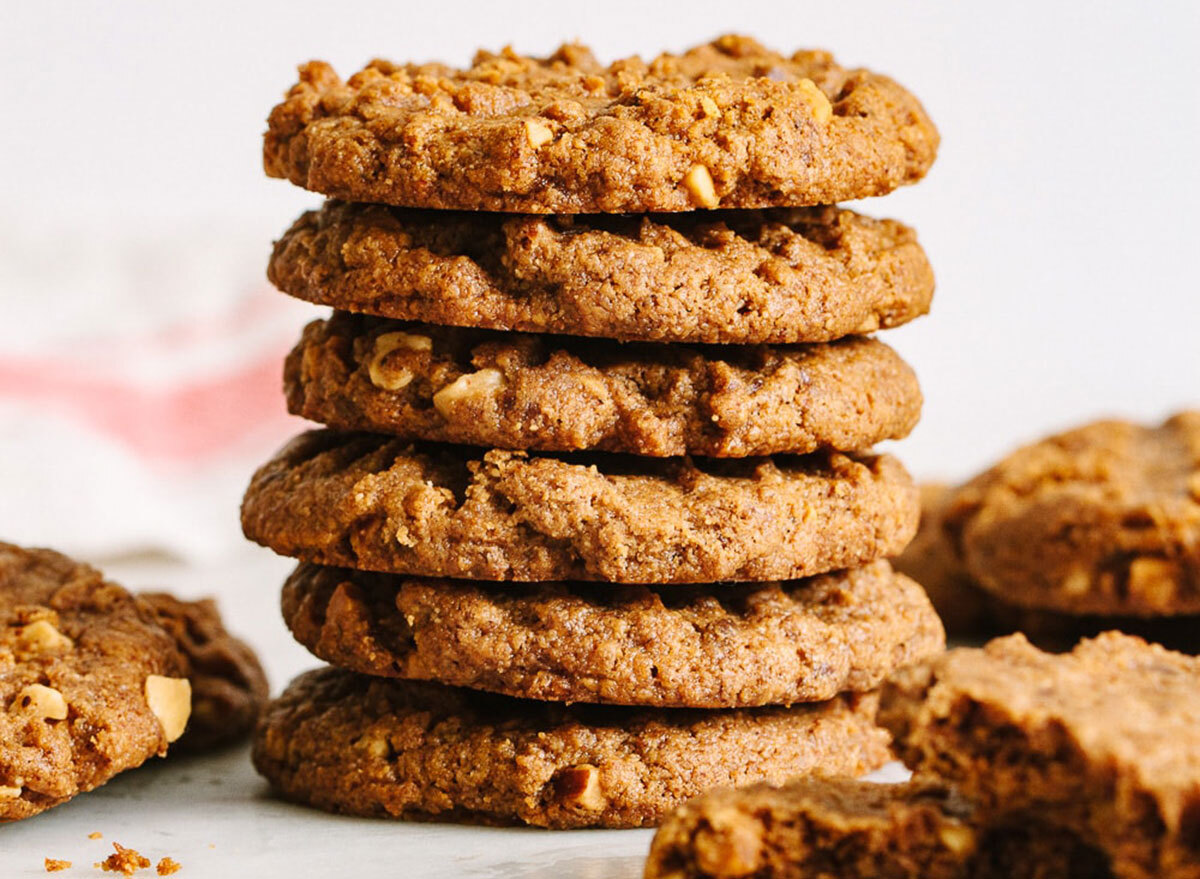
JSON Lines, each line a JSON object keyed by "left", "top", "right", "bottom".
{"left": 244, "top": 35, "right": 943, "bottom": 828}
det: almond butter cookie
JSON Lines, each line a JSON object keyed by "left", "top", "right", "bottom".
{"left": 943, "top": 412, "right": 1200, "bottom": 617}
{"left": 251, "top": 667, "right": 890, "bottom": 828}
{"left": 240, "top": 430, "right": 919, "bottom": 583}
{"left": 264, "top": 35, "right": 938, "bottom": 213}
{"left": 0, "top": 543, "right": 191, "bottom": 821}
{"left": 898, "top": 484, "right": 1200, "bottom": 650}
{"left": 879, "top": 632, "right": 1200, "bottom": 879}
{"left": 285, "top": 313, "right": 922, "bottom": 457}
{"left": 280, "top": 559, "right": 943, "bottom": 707}
{"left": 269, "top": 202, "right": 932, "bottom": 345}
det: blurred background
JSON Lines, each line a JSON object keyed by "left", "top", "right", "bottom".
{"left": 1, "top": 1, "right": 1197, "bottom": 681}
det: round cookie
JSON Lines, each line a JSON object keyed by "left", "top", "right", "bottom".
{"left": 140, "top": 594, "right": 269, "bottom": 753}
{"left": 241, "top": 429, "right": 919, "bottom": 584}
{"left": 269, "top": 202, "right": 933, "bottom": 345}
{"left": 0, "top": 543, "right": 191, "bottom": 821}
{"left": 280, "top": 559, "right": 944, "bottom": 707}
{"left": 285, "top": 313, "right": 923, "bottom": 457}
{"left": 264, "top": 35, "right": 938, "bottom": 214}
{"left": 252, "top": 667, "right": 891, "bottom": 828}
{"left": 898, "top": 484, "right": 1200, "bottom": 652}
{"left": 944, "top": 411, "right": 1200, "bottom": 616}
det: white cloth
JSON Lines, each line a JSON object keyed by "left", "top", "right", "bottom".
{"left": 0, "top": 224, "right": 317, "bottom": 563}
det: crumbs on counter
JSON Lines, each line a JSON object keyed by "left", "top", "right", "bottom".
{"left": 89, "top": 832, "right": 103, "bottom": 840}
{"left": 156, "top": 858, "right": 181, "bottom": 876}
{"left": 95, "top": 842, "right": 151, "bottom": 875}
{"left": 44, "top": 859, "right": 71, "bottom": 873}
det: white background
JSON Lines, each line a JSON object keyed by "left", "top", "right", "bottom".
{"left": 0, "top": 2, "right": 1197, "bottom": 876}
{"left": 4, "top": 0, "right": 1198, "bottom": 478}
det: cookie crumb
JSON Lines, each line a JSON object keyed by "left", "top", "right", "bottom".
{"left": 95, "top": 842, "right": 151, "bottom": 875}
{"left": 89, "top": 832, "right": 103, "bottom": 840}
{"left": 44, "top": 859, "right": 71, "bottom": 873}
{"left": 156, "top": 858, "right": 181, "bottom": 876}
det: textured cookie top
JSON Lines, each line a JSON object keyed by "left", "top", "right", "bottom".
{"left": 281, "top": 559, "right": 944, "bottom": 707}
{"left": 0, "top": 543, "right": 190, "bottom": 820}
{"left": 241, "top": 430, "right": 918, "bottom": 583}
{"left": 646, "top": 779, "right": 976, "bottom": 879}
{"left": 880, "top": 632, "right": 1200, "bottom": 878}
{"left": 264, "top": 35, "right": 938, "bottom": 213}
{"left": 252, "top": 667, "right": 889, "bottom": 828}
{"left": 270, "top": 202, "right": 933, "bottom": 345}
{"left": 140, "top": 594, "right": 269, "bottom": 753}
{"left": 944, "top": 411, "right": 1200, "bottom": 616}
{"left": 285, "top": 313, "right": 922, "bottom": 457}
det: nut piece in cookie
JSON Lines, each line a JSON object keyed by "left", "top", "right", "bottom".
{"left": 879, "top": 632, "right": 1200, "bottom": 879}
{"left": 252, "top": 668, "right": 890, "bottom": 828}
{"left": 139, "top": 593, "right": 269, "bottom": 752}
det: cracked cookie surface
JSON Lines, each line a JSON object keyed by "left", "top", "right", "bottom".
{"left": 264, "top": 35, "right": 938, "bottom": 213}
{"left": 252, "top": 667, "right": 890, "bottom": 828}
{"left": 240, "top": 430, "right": 918, "bottom": 583}
{"left": 285, "top": 313, "right": 922, "bottom": 457}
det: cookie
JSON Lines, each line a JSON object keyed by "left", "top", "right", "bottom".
{"left": 251, "top": 667, "right": 890, "bottom": 828}
{"left": 241, "top": 430, "right": 918, "bottom": 583}
{"left": 944, "top": 411, "right": 1200, "bottom": 616}
{"left": 0, "top": 543, "right": 191, "bottom": 821}
{"left": 269, "top": 202, "right": 933, "bottom": 346}
{"left": 280, "top": 559, "right": 944, "bottom": 707}
{"left": 264, "top": 35, "right": 938, "bottom": 213}
{"left": 284, "top": 313, "right": 922, "bottom": 457}
{"left": 894, "top": 484, "right": 994, "bottom": 639}
{"left": 898, "top": 485, "right": 1200, "bottom": 651}
{"left": 140, "top": 594, "right": 269, "bottom": 753}
{"left": 645, "top": 778, "right": 1110, "bottom": 879}
{"left": 879, "top": 632, "right": 1200, "bottom": 879}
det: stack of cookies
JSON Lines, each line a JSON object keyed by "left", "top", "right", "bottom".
{"left": 243, "top": 35, "right": 944, "bottom": 828}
